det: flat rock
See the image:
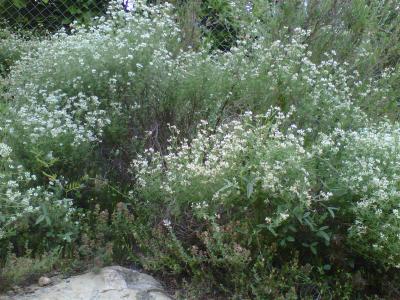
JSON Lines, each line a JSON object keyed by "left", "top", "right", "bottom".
{"left": 0, "top": 266, "right": 172, "bottom": 300}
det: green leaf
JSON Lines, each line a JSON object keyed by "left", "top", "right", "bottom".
{"left": 267, "top": 226, "right": 277, "bottom": 236}
{"left": 317, "top": 230, "right": 330, "bottom": 242}
{"left": 310, "top": 245, "right": 317, "bottom": 255}
{"left": 42, "top": 171, "right": 57, "bottom": 181}
{"left": 12, "top": 0, "right": 27, "bottom": 9}
{"left": 62, "top": 17, "right": 73, "bottom": 25}
{"left": 67, "top": 6, "right": 81, "bottom": 15}
{"left": 304, "top": 218, "right": 315, "bottom": 230}
{"left": 286, "top": 236, "right": 295, "bottom": 242}
{"left": 246, "top": 181, "right": 253, "bottom": 199}
{"left": 62, "top": 232, "right": 72, "bottom": 243}
{"left": 35, "top": 215, "right": 45, "bottom": 225}
{"left": 216, "top": 179, "right": 233, "bottom": 194}
{"left": 323, "top": 264, "right": 331, "bottom": 271}
{"left": 327, "top": 206, "right": 338, "bottom": 218}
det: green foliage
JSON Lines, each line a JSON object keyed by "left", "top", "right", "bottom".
{"left": 0, "top": 28, "right": 34, "bottom": 76}
{"left": 132, "top": 112, "right": 400, "bottom": 298}
{"left": 316, "top": 124, "right": 400, "bottom": 267}
{"left": 0, "top": 139, "right": 81, "bottom": 258}
{"left": 1, "top": 0, "right": 400, "bottom": 298}
{"left": 127, "top": 112, "right": 334, "bottom": 297}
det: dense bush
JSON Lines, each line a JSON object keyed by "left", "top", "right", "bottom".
{"left": 0, "top": 140, "right": 79, "bottom": 255}
{"left": 131, "top": 110, "right": 400, "bottom": 297}
{"left": 317, "top": 123, "right": 400, "bottom": 268}
{"left": 3, "top": 2, "right": 393, "bottom": 185}
{"left": 131, "top": 110, "right": 331, "bottom": 297}
{"left": 0, "top": 29, "right": 35, "bottom": 76}
{"left": 1, "top": 0, "right": 400, "bottom": 298}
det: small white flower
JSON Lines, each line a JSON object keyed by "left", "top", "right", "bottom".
{"left": 162, "top": 219, "right": 172, "bottom": 229}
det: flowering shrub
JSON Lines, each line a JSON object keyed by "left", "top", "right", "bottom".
{"left": 0, "top": 140, "right": 79, "bottom": 255}
{"left": 2, "top": 0, "right": 396, "bottom": 192}
{"left": 317, "top": 123, "right": 400, "bottom": 267}
{"left": 133, "top": 108, "right": 325, "bottom": 240}
{"left": 0, "top": 29, "right": 34, "bottom": 76}
{"left": 1, "top": 0, "right": 400, "bottom": 297}
{"left": 131, "top": 109, "right": 333, "bottom": 297}
{"left": 132, "top": 109, "right": 400, "bottom": 297}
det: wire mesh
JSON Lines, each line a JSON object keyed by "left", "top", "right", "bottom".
{"left": 0, "top": 0, "right": 251, "bottom": 51}
{"left": 0, "top": 0, "right": 110, "bottom": 32}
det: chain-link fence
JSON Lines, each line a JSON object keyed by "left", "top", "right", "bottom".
{"left": 1, "top": 0, "right": 243, "bottom": 51}
{"left": 0, "top": 0, "right": 114, "bottom": 32}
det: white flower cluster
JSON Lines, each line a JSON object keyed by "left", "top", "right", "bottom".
{"left": 0, "top": 143, "right": 75, "bottom": 240}
{"left": 4, "top": 0, "right": 389, "bottom": 153}
{"left": 7, "top": 90, "right": 111, "bottom": 145}
{"left": 317, "top": 123, "right": 400, "bottom": 266}
{"left": 132, "top": 107, "right": 322, "bottom": 225}
{"left": 0, "top": 28, "right": 37, "bottom": 73}
{"left": 0, "top": 142, "right": 12, "bottom": 157}
{"left": 3, "top": 0, "right": 179, "bottom": 147}
{"left": 133, "top": 107, "right": 400, "bottom": 266}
